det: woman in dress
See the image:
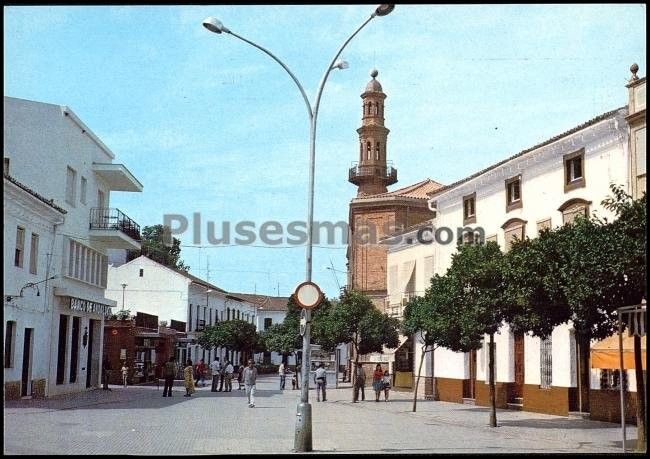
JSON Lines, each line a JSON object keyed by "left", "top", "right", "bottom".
{"left": 372, "top": 364, "right": 384, "bottom": 402}
{"left": 183, "top": 359, "right": 195, "bottom": 397}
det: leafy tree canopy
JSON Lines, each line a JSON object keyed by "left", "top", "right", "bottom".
{"left": 128, "top": 224, "right": 190, "bottom": 271}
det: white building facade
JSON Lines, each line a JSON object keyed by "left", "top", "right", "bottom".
{"left": 4, "top": 96, "right": 143, "bottom": 398}
{"left": 106, "top": 255, "right": 263, "bottom": 367}
{"left": 386, "top": 104, "right": 634, "bottom": 415}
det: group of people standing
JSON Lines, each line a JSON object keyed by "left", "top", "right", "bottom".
{"left": 160, "top": 356, "right": 259, "bottom": 408}
{"left": 354, "top": 362, "right": 391, "bottom": 402}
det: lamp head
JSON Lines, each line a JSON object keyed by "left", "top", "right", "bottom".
{"left": 203, "top": 17, "right": 230, "bottom": 34}
{"left": 375, "top": 4, "right": 395, "bottom": 16}
{"left": 333, "top": 59, "right": 349, "bottom": 70}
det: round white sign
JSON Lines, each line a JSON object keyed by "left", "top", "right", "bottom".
{"left": 294, "top": 281, "right": 323, "bottom": 310}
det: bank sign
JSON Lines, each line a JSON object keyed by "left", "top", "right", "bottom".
{"left": 69, "top": 297, "right": 112, "bottom": 318}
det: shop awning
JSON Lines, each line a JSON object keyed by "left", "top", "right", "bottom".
{"left": 590, "top": 334, "right": 646, "bottom": 370}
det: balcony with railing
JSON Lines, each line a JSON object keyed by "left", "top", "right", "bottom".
{"left": 348, "top": 162, "right": 397, "bottom": 186}
{"left": 89, "top": 207, "right": 141, "bottom": 250}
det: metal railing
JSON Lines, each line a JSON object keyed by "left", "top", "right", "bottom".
{"left": 89, "top": 207, "right": 141, "bottom": 241}
{"left": 348, "top": 163, "right": 397, "bottom": 184}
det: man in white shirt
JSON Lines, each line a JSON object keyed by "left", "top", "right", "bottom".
{"left": 210, "top": 357, "right": 221, "bottom": 392}
{"left": 278, "top": 361, "right": 286, "bottom": 390}
{"left": 314, "top": 362, "right": 327, "bottom": 402}
{"left": 243, "top": 359, "right": 258, "bottom": 407}
{"left": 224, "top": 360, "right": 234, "bottom": 392}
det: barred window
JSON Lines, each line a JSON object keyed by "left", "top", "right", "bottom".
{"left": 540, "top": 337, "right": 552, "bottom": 389}
{"left": 600, "top": 369, "right": 628, "bottom": 391}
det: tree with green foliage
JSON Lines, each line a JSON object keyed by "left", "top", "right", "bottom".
{"left": 402, "top": 294, "right": 436, "bottom": 412}
{"left": 505, "top": 185, "right": 646, "bottom": 450}
{"left": 430, "top": 241, "right": 508, "bottom": 427}
{"left": 127, "top": 224, "right": 190, "bottom": 271}
{"left": 198, "top": 319, "right": 263, "bottom": 364}
{"left": 319, "top": 289, "right": 399, "bottom": 399}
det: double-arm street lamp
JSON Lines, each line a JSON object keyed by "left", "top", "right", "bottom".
{"left": 202, "top": 5, "right": 394, "bottom": 452}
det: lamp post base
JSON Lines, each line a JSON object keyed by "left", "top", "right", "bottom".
{"left": 293, "top": 402, "right": 313, "bottom": 452}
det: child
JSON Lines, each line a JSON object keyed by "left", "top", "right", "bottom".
{"left": 382, "top": 369, "right": 391, "bottom": 402}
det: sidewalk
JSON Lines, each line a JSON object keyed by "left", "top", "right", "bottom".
{"left": 3, "top": 375, "right": 641, "bottom": 454}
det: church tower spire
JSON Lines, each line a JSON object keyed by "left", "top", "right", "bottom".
{"left": 348, "top": 69, "right": 397, "bottom": 196}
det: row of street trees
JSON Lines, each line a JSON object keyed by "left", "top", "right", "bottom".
{"left": 403, "top": 185, "right": 646, "bottom": 450}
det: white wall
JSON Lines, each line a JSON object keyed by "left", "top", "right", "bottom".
{"left": 385, "top": 109, "right": 630, "bottom": 388}
{"left": 106, "top": 256, "right": 191, "bottom": 324}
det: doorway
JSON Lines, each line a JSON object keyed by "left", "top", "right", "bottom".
{"left": 464, "top": 349, "right": 477, "bottom": 399}
{"left": 21, "top": 328, "right": 33, "bottom": 397}
{"left": 512, "top": 332, "right": 525, "bottom": 401}
{"left": 86, "top": 320, "right": 95, "bottom": 388}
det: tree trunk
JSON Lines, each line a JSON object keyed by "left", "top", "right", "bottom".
{"left": 413, "top": 344, "right": 428, "bottom": 412}
{"left": 634, "top": 335, "right": 647, "bottom": 452}
{"left": 489, "top": 333, "right": 497, "bottom": 428}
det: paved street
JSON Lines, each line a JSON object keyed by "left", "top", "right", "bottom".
{"left": 3, "top": 375, "right": 638, "bottom": 455}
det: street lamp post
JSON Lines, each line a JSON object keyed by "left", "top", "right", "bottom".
{"left": 202, "top": 5, "right": 394, "bottom": 452}
{"left": 121, "top": 283, "right": 127, "bottom": 311}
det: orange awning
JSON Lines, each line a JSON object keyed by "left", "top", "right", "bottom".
{"left": 591, "top": 334, "right": 646, "bottom": 370}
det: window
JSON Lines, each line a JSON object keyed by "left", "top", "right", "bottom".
{"left": 29, "top": 233, "right": 39, "bottom": 274}
{"left": 15, "top": 227, "right": 25, "bottom": 268}
{"left": 4, "top": 321, "right": 16, "bottom": 368}
{"left": 139, "top": 268, "right": 144, "bottom": 277}
{"left": 540, "top": 337, "right": 552, "bottom": 389}
{"left": 536, "top": 218, "right": 552, "bottom": 235}
{"left": 558, "top": 199, "right": 591, "bottom": 225}
{"left": 366, "top": 142, "right": 371, "bottom": 160}
{"left": 65, "top": 166, "right": 77, "bottom": 206}
{"left": 264, "top": 318, "right": 273, "bottom": 330}
{"left": 195, "top": 305, "right": 200, "bottom": 331}
{"left": 502, "top": 218, "right": 526, "bottom": 252}
{"left": 188, "top": 305, "right": 192, "bottom": 333}
{"left": 463, "top": 193, "right": 476, "bottom": 224}
{"left": 505, "top": 176, "right": 522, "bottom": 211}
{"left": 80, "top": 177, "right": 87, "bottom": 204}
{"left": 66, "top": 239, "right": 108, "bottom": 287}
{"left": 237, "top": 310, "right": 240, "bottom": 320}
{"left": 227, "top": 308, "right": 230, "bottom": 321}
{"left": 375, "top": 143, "right": 380, "bottom": 161}
{"left": 600, "top": 369, "right": 628, "bottom": 391}
{"left": 563, "top": 149, "right": 585, "bottom": 192}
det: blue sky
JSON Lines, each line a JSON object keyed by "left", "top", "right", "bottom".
{"left": 4, "top": 4, "right": 646, "bottom": 299}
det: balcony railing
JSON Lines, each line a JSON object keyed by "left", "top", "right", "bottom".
{"left": 89, "top": 207, "right": 141, "bottom": 241}
{"left": 348, "top": 163, "right": 397, "bottom": 185}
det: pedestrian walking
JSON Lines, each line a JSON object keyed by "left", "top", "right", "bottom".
{"left": 314, "top": 362, "right": 327, "bottom": 402}
{"left": 183, "top": 359, "right": 195, "bottom": 397}
{"left": 278, "top": 361, "right": 286, "bottom": 390}
{"left": 237, "top": 363, "right": 245, "bottom": 390}
{"left": 382, "top": 369, "right": 391, "bottom": 402}
{"left": 210, "top": 357, "right": 221, "bottom": 392}
{"left": 291, "top": 367, "right": 299, "bottom": 390}
{"left": 121, "top": 361, "right": 129, "bottom": 388}
{"left": 102, "top": 356, "right": 112, "bottom": 391}
{"left": 372, "top": 364, "right": 384, "bottom": 402}
{"left": 217, "top": 360, "right": 226, "bottom": 392}
{"left": 243, "top": 359, "right": 258, "bottom": 407}
{"left": 162, "top": 356, "right": 176, "bottom": 397}
{"left": 224, "top": 360, "right": 234, "bottom": 392}
{"left": 195, "top": 359, "right": 207, "bottom": 387}
{"left": 353, "top": 362, "right": 365, "bottom": 402}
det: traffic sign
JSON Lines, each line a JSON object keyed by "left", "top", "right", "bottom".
{"left": 294, "top": 281, "right": 323, "bottom": 310}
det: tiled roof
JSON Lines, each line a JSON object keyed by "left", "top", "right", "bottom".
{"left": 228, "top": 293, "right": 290, "bottom": 312}
{"left": 355, "top": 178, "right": 444, "bottom": 200}
{"left": 4, "top": 173, "right": 67, "bottom": 214}
{"left": 428, "top": 106, "right": 628, "bottom": 197}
